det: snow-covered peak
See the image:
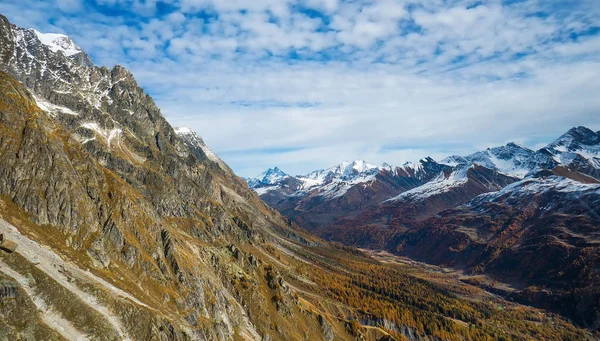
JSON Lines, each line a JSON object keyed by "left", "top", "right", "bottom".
{"left": 442, "top": 142, "right": 536, "bottom": 178}
{"left": 549, "top": 126, "right": 600, "bottom": 150}
{"left": 175, "top": 126, "right": 202, "bottom": 142}
{"left": 439, "top": 155, "right": 467, "bottom": 167}
{"left": 333, "top": 160, "right": 378, "bottom": 178}
{"left": 32, "top": 29, "right": 83, "bottom": 57}
{"left": 256, "top": 167, "right": 289, "bottom": 185}
{"left": 542, "top": 126, "right": 600, "bottom": 169}
{"left": 299, "top": 160, "right": 379, "bottom": 184}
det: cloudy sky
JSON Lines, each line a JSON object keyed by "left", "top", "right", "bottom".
{"left": 2, "top": 0, "right": 600, "bottom": 177}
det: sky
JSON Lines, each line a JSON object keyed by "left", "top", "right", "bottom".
{"left": 1, "top": 0, "right": 600, "bottom": 177}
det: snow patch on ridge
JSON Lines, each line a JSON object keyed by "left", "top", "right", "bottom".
{"left": 474, "top": 176, "right": 600, "bottom": 204}
{"left": 387, "top": 167, "right": 469, "bottom": 202}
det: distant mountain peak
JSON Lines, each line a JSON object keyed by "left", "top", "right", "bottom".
{"left": 336, "top": 160, "right": 378, "bottom": 175}
{"left": 506, "top": 142, "right": 527, "bottom": 149}
{"left": 556, "top": 126, "right": 600, "bottom": 147}
{"left": 256, "top": 167, "right": 289, "bottom": 185}
{"left": 263, "top": 166, "right": 286, "bottom": 175}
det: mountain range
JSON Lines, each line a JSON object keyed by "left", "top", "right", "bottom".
{"left": 247, "top": 126, "right": 600, "bottom": 229}
{"left": 0, "top": 13, "right": 596, "bottom": 341}
{"left": 247, "top": 126, "right": 600, "bottom": 330}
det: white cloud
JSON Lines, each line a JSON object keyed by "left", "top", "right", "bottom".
{"left": 56, "top": 0, "right": 82, "bottom": 13}
{"left": 1, "top": 0, "right": 600, "bottom": 176}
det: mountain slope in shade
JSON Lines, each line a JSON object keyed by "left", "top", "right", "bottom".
{"left": 2, "top": 14, "right": 592, "bottom": 341}
{"left": 393, "top": 175, "right": 600, "bottom": 329}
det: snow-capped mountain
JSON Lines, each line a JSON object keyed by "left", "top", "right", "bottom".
{"left": 296, "top": 160, "right": 382, "bottom": 198}
{"left": 245, "top": 158, "right": 450, "bottom": 231}
{"left": 248, "top": 158, "right": 446, "bottom": 199}
{"left": 441, "top": 127, "right": 600, "bottom": 180}
{"left": 248, "top": 160, "right": 381, "bottom": 198}
{"left": 255, "top": 167, "right": 290, "bottom": 185}
{"left": 441, "top": 143, "right": 538, "bottom": 178}
{"left": 247, "top": 126, "right": 600, "bottom": 234}
{"left": 541, "top": 126, "right": 600, "bottom": 178}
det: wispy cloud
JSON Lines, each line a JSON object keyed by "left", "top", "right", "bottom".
{"left": 1, "top": 0, "right": 600, "bottom": 176}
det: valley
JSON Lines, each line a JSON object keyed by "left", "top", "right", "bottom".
{"left": 248, "top": 129, "right": 600, "bottom": 334}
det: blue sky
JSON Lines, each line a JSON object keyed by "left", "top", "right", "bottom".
{"left": 2, "top": 0, "right": 600, "bottom": 177}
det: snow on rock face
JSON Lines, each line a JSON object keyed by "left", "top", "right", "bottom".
{"left": 32, "top": 30, "right": 83, "bottom": 57}
{"left": 386, "top": 167, "right": 469, "bottom": 202}
{"left": 254, "top": 186, "right": 281, "bottom": 196}
{"left": 469, "top": 176, "right": 600, "bottom": 207}
{"left": 81, "top": 122, "right": 122, "bottom": 147}
{"left": 174, "top": 126, "right": 225, "bottom": 166}
{"left": 543, "top": 126, "right": 600, "bottom": 169}
{"left": 442, "top": 143, "right": 536, "bottom": 179}
{"left": 174, "top": 127, "right": 193, "bottom": 135}
{"left": 34, "top": 95, "right": 79, "bottom": 116}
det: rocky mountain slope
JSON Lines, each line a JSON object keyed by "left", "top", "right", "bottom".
{"left": 1, "top": 13, "right": 592, "bottom": 341}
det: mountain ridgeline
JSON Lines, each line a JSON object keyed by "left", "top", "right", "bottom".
{"left": 0, "top": 13, "right": 596, "bottom": 341}
{"left": 248, "top": 127, "right": 600, "bottom": 331}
